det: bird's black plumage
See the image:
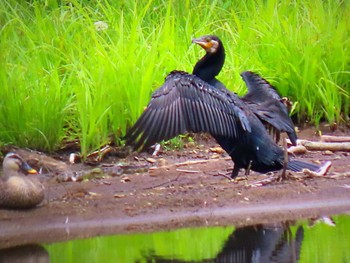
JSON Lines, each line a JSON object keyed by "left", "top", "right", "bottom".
{"left": 192, "top": 35, "right": 225, "bottom": 86}
{"left": 125, "top": 35, "right": 324, "bottom": 178}
{"left": 192, "top": 36, "right": 297, "bottom": 145}
{"left": 125, "top": 71, "right": 251, "bottom": 152}
{"left": 125, "top": 71, "right": 321, "bottom": 178}
{"left": 240, "top": 71, "right": 298, "bottom": 145}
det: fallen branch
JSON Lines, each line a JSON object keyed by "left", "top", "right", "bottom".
{"left": 321, "top": 135, "right": 350, "bottom": 143}
{"left": 288, "top": 145, "right": 308, "bottom": 155}
{"left": 299, "top": 140, "right": 350, "bottom": 152}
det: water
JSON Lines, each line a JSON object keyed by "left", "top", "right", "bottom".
{"left": 1, "top": 215, "right": 349, "bottom": 262}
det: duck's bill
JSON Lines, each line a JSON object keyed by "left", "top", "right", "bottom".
{"left": 21, "top": 162, "right": 38, "bottom": 174}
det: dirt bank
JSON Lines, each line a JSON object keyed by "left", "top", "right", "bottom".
{"left": 1, "top": 126, "right": 350, "bottom": 249}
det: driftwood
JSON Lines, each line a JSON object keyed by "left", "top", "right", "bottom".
{"left": 321, "top": 135, "right": 350, "bottom": 143}
{"left": 298, "top": 140, "right": 350, "bottom": 152}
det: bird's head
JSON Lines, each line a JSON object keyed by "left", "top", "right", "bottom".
{"left": 2, "top": 152, "right": 38, "bottom": 177}
{"left": 192, "top": 35, "right": 222, "bottom": 54}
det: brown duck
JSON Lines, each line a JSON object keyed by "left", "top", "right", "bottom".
{"left": 0, "top": 152, "right": 44, "bottom": 209}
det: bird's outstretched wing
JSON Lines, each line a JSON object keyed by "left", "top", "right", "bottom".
{"left": 241, "top": 71, "right": 297, "bottom": 145}
{"left": 125, "top": 70, "right": 251, "bottom": 151}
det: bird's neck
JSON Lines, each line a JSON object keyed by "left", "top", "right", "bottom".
{"left": 192, "top": 48, "right": 225, "bottom": 83}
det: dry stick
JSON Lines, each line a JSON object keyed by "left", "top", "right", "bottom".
{"left": 321, "top": 135, "right": 350, "bottom": 142}
{"left": 142, "top": 173, "right": 182, "bottom": 190}
{"left": 86, "top": 145, "right": 113, "bottom": 161}
{"left": 175, "top": 169, "right": 200, "bottom": 173}
{"left": 249, "top": 175, "right": 278, "bottom": 187}
{"left": 288, "top": 145, "right": 307, "bottom": 155}
{"left": 299, "top": 140, "right": 350, "bottom": 152}
{"left": 216, "top": 171, "right": 235, "bottom": 181}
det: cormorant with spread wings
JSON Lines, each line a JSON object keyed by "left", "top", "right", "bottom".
{"left": 125, "top": 36, "right": 326, "bottom": 178}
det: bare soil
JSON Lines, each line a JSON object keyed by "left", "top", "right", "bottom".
{"left": 1, "top": 125, "right": 350, "bottom": 249}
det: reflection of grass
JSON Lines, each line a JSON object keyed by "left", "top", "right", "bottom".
{"left": 46, "top": 225, "right": 235, "bottom": 262}
{"left": 45, "top": 215, "right": 350, "bottom": 262}
{"left": 299, "top": 215, "right": 350, "bottom": 263}
{"left": 0, "top": 0, "right": 349, "bottom": 156}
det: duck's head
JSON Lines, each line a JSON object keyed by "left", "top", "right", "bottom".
{"left": 2, "top": 153, "right": 37, "bottom": 178}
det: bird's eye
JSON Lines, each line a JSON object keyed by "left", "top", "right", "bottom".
{"left": 205, "top": 37, "right": 211, "bottom": 42}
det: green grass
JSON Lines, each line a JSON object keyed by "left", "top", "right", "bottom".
{"left": 0, "top": 0, "right": 349, "bottom": 156}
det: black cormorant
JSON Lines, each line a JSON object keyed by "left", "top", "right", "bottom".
{"left": 125, "top": 75, "right": 323, "bottom": 178}
{"left": 192, "top": 35, "right": 297, "bottom": 145}
{"left": 125, "top": 36, "right": 326, "bottom": 178}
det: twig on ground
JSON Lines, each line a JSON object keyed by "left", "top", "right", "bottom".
{"left": 86, "top": 145, "right": 113, "bottom": 162}
{"left": 249, "top": 175, "right": 278, "bottom": 187}
{"left": 288, "top": 145, "right": 307, "bottom": 155}
{"left": 142, "top": 174, "right": 182, "bottom": 190}
{"left": 298, "top": 140, "right": 350, "bottom": 152}
{"left": 215, "top": 172, "right": 235, "bottom": 181}
{"left": 321, "top": 135, "right": 350, "bottom": 143}
{"left": 175, "top": 169, "right": 200, "bottom": 173}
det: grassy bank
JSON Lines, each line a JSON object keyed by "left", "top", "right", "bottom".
{"left": 0, "top": 0, "right": 349, "bottom": 156}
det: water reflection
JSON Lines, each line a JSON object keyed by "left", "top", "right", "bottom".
{"left": 43, "top": 215, "right": 349, "bottom": 263}
{"left": 143, "top": 223, "right": 303, "bottom": 263}
{"left": 0, "top": 244, "right": 49, "bottom": 263}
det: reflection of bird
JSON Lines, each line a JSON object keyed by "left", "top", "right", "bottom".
{"left": 0, "top": 244, "right": 49, "bottom": 263}
{"left": 125, "top": 37, "right": 323, "bottom": 178}
{"left": 215, "top": 224, "right": 304, "bottom": 263}
{"left": 142, "top": 224, "right": 304, "bottom": 263}
{"left": 0, "top": 153, "right": 44, "bottom": 209}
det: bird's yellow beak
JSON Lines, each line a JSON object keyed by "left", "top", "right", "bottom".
{"left": 21, "top": 161, "right": 38, "bottom": 174}
{"left": 192, "top": 37, "right": 213, "bottom": 51}
{"left": 27, "top": 168, "right": 38, "bottom": 174}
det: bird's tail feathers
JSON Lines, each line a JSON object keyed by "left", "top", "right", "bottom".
{"left": 287, "top": 160, "right": 332, "bottom": 174}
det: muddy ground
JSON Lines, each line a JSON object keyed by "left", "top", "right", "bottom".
{"left": 1, "top": 125, "right": 350, "bottom": 249}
